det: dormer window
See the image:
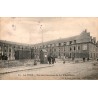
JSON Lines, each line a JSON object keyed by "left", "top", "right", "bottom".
{"left": 59, "top": 43, "right": 61, "bottom": 46}
{"left": 64, "top": 42, "right": 66, "bottom": 45}
{"left": 74, "top": 40, "right": 76, "bottom": 44}
{"left": 69, "top": 41, "right": 72, "bottom": 45}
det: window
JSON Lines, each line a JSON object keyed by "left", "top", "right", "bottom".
{"left": 9, "top": 48, "right": 11, "bottom": 52}
{"left": 64, "top": 42, "right": 66, "bottom": 46}
{"left": 69, "top": 41, "right": 72, "bottom": 45}
{"left": 5, "top": 49, "right": 6, "bottom": 52}
{"left": 74, "top": 46, "right": 75, "bottom": 50}
{"left": 59, "top": 43, "right": 61, "bottom": 46}
{"left": 70, "top": 47, "right": 72, "bottom": 51}
{"left": 78, "top": 46, "right": 80, "bottom": 50}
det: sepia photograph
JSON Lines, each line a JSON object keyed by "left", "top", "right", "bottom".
{"left": 0, "top": 17, "right": 98, "bottom": 80}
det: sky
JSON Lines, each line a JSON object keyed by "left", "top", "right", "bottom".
{"left": 0, "top": 17, "right": 98, "bottom": 44}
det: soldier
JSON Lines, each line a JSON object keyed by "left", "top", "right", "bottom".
{"left": 51, "top": 56, "right": 55, "bottom": 64}
{"left": 83, "top": 58, "right": 85, "bottom": 62}
{"left": 48, "top": 55, "right": 52, "bottom": 64}
{"left": 63, "top": 56, "right": 66, "bottom": 64}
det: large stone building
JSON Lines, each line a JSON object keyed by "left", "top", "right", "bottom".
{"left": 0, "top": 29, "right": 98, "bottom": 61}
{"left": 34, "top": 29, "right": 98, "bottom": 60}
{"left": 0, "top": 40, "right": 34, "bottom": 60}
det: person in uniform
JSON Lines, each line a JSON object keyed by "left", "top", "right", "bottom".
{"left": 51, "top": 56, "right": 55, "bottom": 64}
{"left": 48, "top": 55, "right": 52, "bottom": 64}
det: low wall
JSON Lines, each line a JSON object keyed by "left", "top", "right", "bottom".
{"left": 0, "top": 59, "right": 34, "bottom": 68}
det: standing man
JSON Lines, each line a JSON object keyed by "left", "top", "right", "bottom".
{"left": 48, "top": 55, "right": 52, "bottom": 64}
{"left": 63, "top": 56, "right": 66, "bottom": 64}
{"left": 51, "top": 55, "right": 56, "bottom": 64}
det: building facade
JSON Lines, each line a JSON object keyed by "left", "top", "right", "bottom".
{"left": 34, "top": 29, "right": 98, "bottom": 60}
{"left": 0, "top": 29, "right": 98, "bottom": 61}
{"left": 0, "top": 40, "right": 35, "bottom": 60}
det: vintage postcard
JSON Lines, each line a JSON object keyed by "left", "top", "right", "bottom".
{"left": 0, "top": 17, "right": 98, "bottom": 80}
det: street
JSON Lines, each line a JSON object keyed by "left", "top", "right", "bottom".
{"left": 0, "top": 60, "right": 98, "bottom": 80}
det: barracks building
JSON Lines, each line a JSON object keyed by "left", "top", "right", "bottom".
{"left": 0, "top": 29, "right": 98, "bottom": 61}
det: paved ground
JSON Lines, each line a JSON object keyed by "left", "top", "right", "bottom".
{"left": 0, "top": 60, "right": 98, "bottom": 80}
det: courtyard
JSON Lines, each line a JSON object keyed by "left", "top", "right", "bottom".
{"left": 0, "top": 59, "right": 98, "bottom": 80}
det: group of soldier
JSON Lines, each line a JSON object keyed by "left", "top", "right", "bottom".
{"left": 47, "top": 55, "right": 56, "bottom": 64}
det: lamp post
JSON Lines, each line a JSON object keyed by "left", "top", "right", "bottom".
{"left": 40, "top": 24, "right": 44, "bottom": 47}
{"left": 39, "top": 23, "right": 48, "bottom": 64}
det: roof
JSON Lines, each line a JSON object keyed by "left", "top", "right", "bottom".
{"left": 0, "top": 40, "right": 31, "bottom": 47}
{"left": 35, "top": 35, "right": 79, "bottom": 46}
{"left": 0, "top": 34, "right": 79, "bottom": 47}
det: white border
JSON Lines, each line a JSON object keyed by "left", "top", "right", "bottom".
{"left": 0, "top": 0, "right": 98, "bottom": 17}
{"left": 0, "top": 0, "right": 98, "bottom": 98}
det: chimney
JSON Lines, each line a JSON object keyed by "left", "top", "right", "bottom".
{"left": 84, "top": 29, "right": 87, "bottom": 33}
{"left": 93, "top": 37, "right": 96, "bottom": 43}
{"left": 90, "top": 36, "right": 92, "bottom": 42}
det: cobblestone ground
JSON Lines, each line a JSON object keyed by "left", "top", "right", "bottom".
{"left": 0, "top": 60, "right": 98, "bottom": 80}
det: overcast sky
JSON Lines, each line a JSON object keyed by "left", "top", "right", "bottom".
{"left": 0, "top": 17, "right": 98, "bottom": 44}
